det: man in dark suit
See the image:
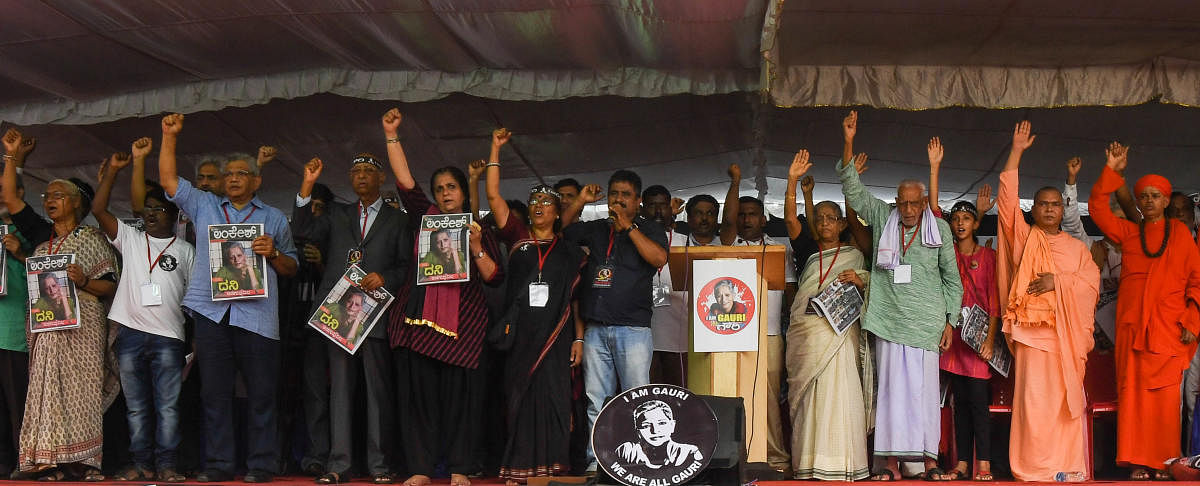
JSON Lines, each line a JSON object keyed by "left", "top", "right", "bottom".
{"left": 293, "top": 153, "right": 411, "bottom": 484}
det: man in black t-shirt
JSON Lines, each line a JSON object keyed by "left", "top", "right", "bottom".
{"left": 561, "top": 170, "right": 668, "bottom": 472}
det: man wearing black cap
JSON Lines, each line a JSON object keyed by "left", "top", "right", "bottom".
{"left": 293, "top": 153, "right": 410, "bottom": 484}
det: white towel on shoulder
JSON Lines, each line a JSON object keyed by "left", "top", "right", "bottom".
{"left": 876, "top": 205, "right": 942, "bottom": 270}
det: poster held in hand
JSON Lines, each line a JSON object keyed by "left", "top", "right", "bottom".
{"left": 307, "top": 264, "right": 394, "bottom": 354}
{"left": 958, "top": 304, "right": 1012, "bottom": 377}
{"left": 26, "top": 254, "right": 80, "bottom": 333}
{"left": 416, "top": 213, "right": 472, "bottom": 285}
{"left": 208, "top": 224, "right": 269, "bottom": 301}
{"left": 811, "top": 280, "right": 864, "bottom": 336}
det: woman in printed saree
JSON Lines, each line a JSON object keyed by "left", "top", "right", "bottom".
{"left": 8, "top": 175, "right": 119, "bottom": 482}
{"left": 783, "top": 150, "right": 873, "bottom": 481}
{"left": 482, "top": 128, "right": 587, "bottom": 485}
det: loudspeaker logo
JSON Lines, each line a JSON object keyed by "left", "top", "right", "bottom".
{"left": 592, "top": 384, "right": 718, "bottom": 486}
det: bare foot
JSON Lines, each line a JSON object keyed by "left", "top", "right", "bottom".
{"left": 505, "top": 481, "right": 519, "bottom": 486}
{"left": 402, "top": 474, "right": 431, "bottom": 486}
{"left": 450, "top": 474, "right": 471, "bottom": 486}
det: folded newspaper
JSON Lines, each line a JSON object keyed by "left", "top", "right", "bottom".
{"left": 811, "top": 280, "right": 864, "bottom": 336}
{"left": 208, "top": 224, "right": 269, "bottom": 301}
{"left": 26, "top": 254, "right": 80, "bottom": 333}
{"left": 307, "top": 264, "right": 395, "bottom": 354}
{"left": 958, "top": 304, "right": 1013, "bottom": 377}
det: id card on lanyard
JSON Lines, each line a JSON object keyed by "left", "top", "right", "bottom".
{"left": 593, "top": 227, "right": 616, "bottom": 288}
{"left": 142, "top": 233, "right": 178, "bottom": 306}
{"left": 529, "top": 237, "right": 558, "bottom": 307}
{"left": 894, "top": 222, "right": 919, "bottom": 284}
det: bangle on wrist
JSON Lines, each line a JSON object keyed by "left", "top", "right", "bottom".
{"left": 386, "top": 137, "right": 401, "bottom": 144}
{"left": 485, "top": 162, "right": 500, "bottom": 168}
{"left": 574, "top": 339, "right": 584, "bottom": 343}
{"left": 1, "top": 155, "right": 12, "bottom": 160}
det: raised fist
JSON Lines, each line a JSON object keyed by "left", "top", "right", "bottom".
{"left": 303, "top": 157, "right": 323, "bottom": 183}
{"left": 727, "top": 163, "right": 741, "bottom": 181}
{"left": 843, "top": 111, "right": 858, "bottom": 141}
{"left": 671, "top": 197, "right": 685, "bottom": 216}
{"left": 801, "top": 175, "right": 815, "bottom": 195}
{"left": 131, "top": 137, "right": 153, "bottom": 159}
{"left": 381, "top": 108, "right": 402, "bottom": 134}
{"left": 2, "top": 129, "right": 20, "bottom": 155}
{"left": 468, "top": 159, "right": 486, "bottom": 180}
{"left": 788, "top": 149, "right": 811, "bottom": 181}
{"left": 492, "top": 128, "right": 512, "bottom": 147}
{"left": 257, "top": 146, "right": 278, "bottom": 167}
{"left": 162, "top": 113, "right": 184, "bottom": 136}
{"left": 581, "top": 184, "right": 605, "bottom": 204}
{"left": 109, "top": 152, "right": 132, "bottom": 171}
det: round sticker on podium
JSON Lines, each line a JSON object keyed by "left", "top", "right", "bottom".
{"left": 695, "top": 276, "right": 755, "bottom": 335}
{"left": 591, "top": 384, "right": 718, "bottom": 486}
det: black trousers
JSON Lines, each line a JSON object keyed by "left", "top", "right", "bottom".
{"left": 393, "top": 348, "right": 481, "bottom": 477}
{"left": 194, "top": 313, "right": 280, "bottom": 474}
{"left": 301, "top": 332, "right": 330, "bottom": 471}
{"left": 0, "top": 349, "right": 26, "bottom": 471}
{"left": 950, "top": 373, "right": 992, "bottom": 463}
{"left": 327, "top": 337, "right": 395, "bottom": 476}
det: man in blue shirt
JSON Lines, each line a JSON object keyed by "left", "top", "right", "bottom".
{"left": 157, "top": 113, "right": 298, "bottom": 483}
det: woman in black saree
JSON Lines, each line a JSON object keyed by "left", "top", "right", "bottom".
{"left": 482, "top": 129, "right": 586, "bottom": 485}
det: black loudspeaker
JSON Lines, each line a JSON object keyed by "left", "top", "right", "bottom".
{"left": 690, "top": 394, "right": 745, "bottom": 485}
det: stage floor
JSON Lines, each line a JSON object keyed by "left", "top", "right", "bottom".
{"left": 10, "top": 479, "right": 1200, "bottom": 485}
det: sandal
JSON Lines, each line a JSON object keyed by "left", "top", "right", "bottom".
{"left": 922, "top": 468, "right": 947, "bottom": 481}
{"left": 316, "top": 472, "right": 342, "bottom": 484}
{"left": 870, "top": 469, "right": 897, "bottom": 481}
{"left": 373, "top": 473, "right": 396, "bottom": 484}
{"left": 1132, "top": 468, "right": 1152, "bottom": 481}
{"left": 158, "top": 467, "right": 187, "bottom": 483}
{"left": 938, "top": 469, "right": 968, "bottom": 481}
{"left": 1154, "top": 469, "right": 1173, "bottom": 481}
{"left": 114, "top": 465, "right": 155, "bottom": 481}
{"left": 36, "top": 468, "right": 65, "bottom": 482}
{"left": 974, "top": 470, "right": 993, "bottom": 481}
{"left": 82, "top": 467, "right": 105, "bottom": 482}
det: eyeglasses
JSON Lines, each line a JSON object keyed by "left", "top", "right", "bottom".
{"left": 223, "top": 170, "right": 253, "bottom": 179}
{"left": 40, "top": 191, "right": 70, "bottom": 201}
{"left": 528, "top": 199, "right": 556, "bottom": 207}
{"left": 143, "top": 207, "right": 168, "bottom": 214}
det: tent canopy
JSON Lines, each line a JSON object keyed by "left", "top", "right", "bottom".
{"left": 2, "top": 1, "right": 1199, "bottom": 218}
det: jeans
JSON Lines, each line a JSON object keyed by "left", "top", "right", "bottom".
{"left": 115, "top": 326, "right": 184, "bottom": 470}
{"left": 583, "top": 324, "right": 652, "bottom": 463}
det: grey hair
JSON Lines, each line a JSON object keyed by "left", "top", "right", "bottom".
{"left": 222, "top": 153, "right": 259, "bottom": 176}
{"left": 897, "top": 179, "right": 927, "bottom": 195}
{"left": 814, "top": 200, "right": 843, "bottom": 218}
{"left": 46, "top": 179, "right": 85, "bottom": 220}
{"left": 195, "top": 158, "right": 222, "bottom": 177}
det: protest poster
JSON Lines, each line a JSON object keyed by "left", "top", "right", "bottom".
{"left": 307, "top": 264, "right": 394, "bottom": 354}
{"left": 592, "top": 384, "right": 717, "bottom": 486}
{"left": 692, "top": 259, "right": 759, "bottom": 352}
{"left": 811, "top": 280, "right": 864, "bottom": 336}
{"left": 207, "top": 224, "right": 268, "bottom": 301}
{"left": 959, "top": 304, "right": 1013, "bottom": 377}
{"left": 416, "top": 213, "right": 471, "bottom": 285}
{"left": 26, "top": 254, "right": 80, "bottom": 333}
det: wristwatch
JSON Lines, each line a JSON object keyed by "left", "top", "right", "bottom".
{"left": 268, "top": 249, "right": 280, "bottom": 260}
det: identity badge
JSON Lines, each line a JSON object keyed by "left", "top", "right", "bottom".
{"left": 347, "top": 247, "right": 364, "bottom": 267}
{"left": 529, "top": 282, "right": 550, "bottom": 307}
{"left": 893, "top": 264, "right": 912, "bottom": 284}
{"left": 652, "top": 276, "right": 671, "bottom": 307}
{"left": 140, "top": 282, "right": 163, "bottom": 306}
{"left": 593, "top": 264, "right": 614, "bottom": 288}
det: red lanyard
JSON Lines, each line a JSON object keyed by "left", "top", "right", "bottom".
{"left": 534, "top": 237, "right": 558, "bottom": 281}
{"left": 222, "top": 204, "right": 257, "bottom": 224}
{"left": 900, "top": 215, "right": 922, "bottom": 256}
{"left": 146, "top": 233, "right": 178, "bottom": 276}
{"left": 359, "top": 202, "right": 369, "bottom": 241}
{"left": 818, "top": 245, "right": 842, "bottom": 288}
{"left": 47, "top": 226, "right": 77, "bottom": 255}
{"left": 605, "top": 227, "right": 616, "bottom": 262}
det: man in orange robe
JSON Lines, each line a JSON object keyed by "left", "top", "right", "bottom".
{"left": 998, "top": 121, "right": 1099, "bottom": 481}
{"left": 1088, "top": 141, "right": 1200, "bottom": 480}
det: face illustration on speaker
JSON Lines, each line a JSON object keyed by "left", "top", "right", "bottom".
{"left": 593, "top": 384, "right": 718, "bottom": 486}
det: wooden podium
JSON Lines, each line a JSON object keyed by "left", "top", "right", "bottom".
{"left": 667, "top": 245, "right": 787, "bottom": 464}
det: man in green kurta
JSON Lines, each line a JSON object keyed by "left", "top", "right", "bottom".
{"left": 838, "top": 111, "right": 962, "bottom": 480}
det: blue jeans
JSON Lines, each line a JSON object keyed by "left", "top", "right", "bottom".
{"left": 583, "top": 324, "right": 652, "bottom": 463}
{"left": 115, "top": 326, "right": 184, "bottom": 470}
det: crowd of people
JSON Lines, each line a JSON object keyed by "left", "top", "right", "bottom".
{"left": 0, "top": 107, "right": 1196, "bottom": 485}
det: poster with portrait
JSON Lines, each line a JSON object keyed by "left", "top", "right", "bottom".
{"left": 692, "top": 259, "right": 759, "bottom": 352}
{"left": 416, "top": 213, "right": 471, "bottom": 285}
{"left": 25, "top": 254, "right": 80, "bottom": 333}
{"left": 958, "top": 304, "right": 1012, "bottom": 378}
{"left": 811, "top": 280, "right": 864, "bottom": 336}
{"left": 207, "top": 224, "right": 269, "bottom": 301}
{"left": 592, "top": 384, "right": 718, "bottom": 486}
{"left": 307, "top": 264, "right": 394, "bottom": 354}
